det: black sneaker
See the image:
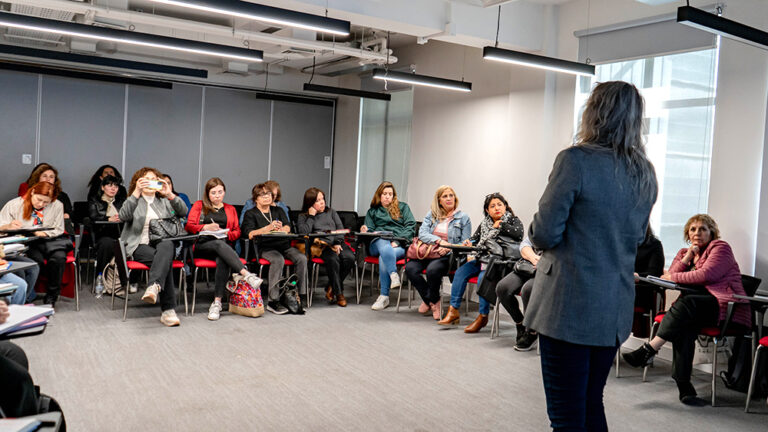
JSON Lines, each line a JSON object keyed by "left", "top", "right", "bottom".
{"left": 676, "top": 380, "right": 706, "bottom": 406}
{"left": 514, "top": 331, "right": 538, "bottom": 351}
{"left": 515, "top": 323, "right": 526, "bottom": 344}
{"left": 622, "top": 343, "right": 656, "bottom": 368}
{"left": 267, "top": 301, "right": 289, "bottom": 315}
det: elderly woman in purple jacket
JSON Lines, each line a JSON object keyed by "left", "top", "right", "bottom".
{"left": 623, "top": 214, "right": 750, "bottom": 405}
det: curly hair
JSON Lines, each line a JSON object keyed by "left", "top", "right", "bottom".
{"left": 127, "top": 167, "right": 164, "bottom": 196}
{"left": 683, "top": 214, "right": 720, "bottom": 243}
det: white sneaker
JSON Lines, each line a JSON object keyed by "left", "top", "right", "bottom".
{"left": 141, "top": 282, "right": 161, "bottom": 304}
{"left": 129, "top": 283, "right": 138, "bottom": 294}
{"left": 160, "top": 309, "right": 180, "bottom": 327}
{"left": 389, "top": 272, "right": 401, "bottom": 289}
{"left": 208, "top": 300, "right": 222, "bottom": 321}
{"left": 244, "top": 273, "right": 263, "bottom": 290}
{"left": 371, "top": 295, "right": 390, "bottom": 311}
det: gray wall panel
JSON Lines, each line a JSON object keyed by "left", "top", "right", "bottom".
{"left": 0, "top": 70, "right": 38, "bottom": 205}
{"left": 201, "top": 88, "right": 270, "bottom": 208}
{"left": 39, "top": 76, "right": 125, "bottom": 203}
{"left": 125, "top": 84, "right": 202, "bottom": 201}
{"left": 270, "top": 101, "right": 333, "bottom": 210}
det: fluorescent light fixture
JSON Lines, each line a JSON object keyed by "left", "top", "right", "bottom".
{"left": 0, "top": 12, "right": 263, "bottom": 63}
{"left": 304, "top": 83, "right": 391, "bottom": 101}
{"left": 151, "top": 0, "right": 350, "bottom": 36}
{"left": 371, "top": 69, "right": 471, "bottom": 93}
{"left": 677, "top": 6, "right": 768, "bottom": 51}
{"left": 482, "top": 46, "right": 595, "bottom": 76}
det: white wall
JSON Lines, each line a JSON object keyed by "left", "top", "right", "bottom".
{"left": 556, "top": 0, "right": 768, "bottom": 274}
{"left": 329, "top": 75, "right": 361, "bottom": 211}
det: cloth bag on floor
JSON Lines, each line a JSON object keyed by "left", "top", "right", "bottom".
{"left": 228, "top": 274, "right": 264, "bottom": 317}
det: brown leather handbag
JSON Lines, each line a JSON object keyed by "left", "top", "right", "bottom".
{"left": 406, "top": 238, "right": 442, "bottom": 260}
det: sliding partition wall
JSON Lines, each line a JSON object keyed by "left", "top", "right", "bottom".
{"left": 0, "top": 69, "right": 335, "bottom": 210}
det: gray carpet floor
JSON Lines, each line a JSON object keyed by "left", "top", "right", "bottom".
{"left": 13, "top": 278, "right": 768, "bottom": 431}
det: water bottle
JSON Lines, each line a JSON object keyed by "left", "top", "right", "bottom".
{"left": 95, "top": 274, "right": 104, "bottom": 298}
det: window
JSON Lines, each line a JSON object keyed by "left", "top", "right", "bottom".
{"left": 575, "top": 47, "right": 720, "bottom": 265}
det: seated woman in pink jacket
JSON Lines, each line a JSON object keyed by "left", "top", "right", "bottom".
{"left": 623, "top": 214, "right": 750, "bottom": 405}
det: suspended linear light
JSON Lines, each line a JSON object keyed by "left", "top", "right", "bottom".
{"left": 151, "top": 0, "right": 350, "bottom": 36}
{"left": 0, "top": 12, "right": 263, "bottom": 63}
{"left": 677, "top": 6, "right": 768, "bottom": 51}
{"left": 303, "top": 83, "right": 391, "bottom": 101}
{"left": 482, "top": 46, "right": 595, "bottom": 76}
{"left": 371, "top": 69, "right": 471, "bottom": 93}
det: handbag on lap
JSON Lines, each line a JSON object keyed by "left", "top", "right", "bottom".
{"left": 148, "top": 217, "right": 186, "bottom": 244}
{"left": 406, "top": 238, "right": 443, "bottom": 260}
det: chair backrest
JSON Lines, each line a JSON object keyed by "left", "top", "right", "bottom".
{"left": 336, "top": 210, "right": 359, "bottom": 231}
{"left": 414, "top": 221, "right": 423, "bottom": 238}
{"left": 72, "top": 201, "right": 89, "bottom": 226}
{"left": 741, "top": 274, "right": 762, "bottom": 297}
{"left": 233, "top": 204, "right": 244, "bottom": 218}
{"left": 112, "top": 240, "right": 131, "bottom": 287}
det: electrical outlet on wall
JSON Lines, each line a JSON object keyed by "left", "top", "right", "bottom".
{"left": 22, "top": 154, "right": 32, "bottom": 165}
{"left": 324, "top": 156, "right": 331, "bottom": 169}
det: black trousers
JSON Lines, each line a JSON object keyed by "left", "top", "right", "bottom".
{"left": 496, "top": 271, "right": 534, "bottom": 324}
{"left": 320, "top": 244, "right": 355, "bottom": 295}
{"left": 657, "top": 293, "right": 719, "bottom": 384}
{"left": 25, "top": 242, "right": 67, "bottom": 299}
{"left": 95, "top": 236, "right": 117, "bottom": 274}
{"left": 194, "top": 239, "right": 245, "bottom": 298}
{"left": 0, "top": 341, "right": 37, "bottom": 418}
{"left": 404, "top": 255, "right": 451, "bottom": 305}
{"left": 132, "top": 242, "right": 176, "bottom": 311}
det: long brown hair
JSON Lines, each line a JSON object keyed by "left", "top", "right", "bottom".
{"left": 202, "top": 177, "right": 226, "bottom": 215}
{"left": 128, "top": 167, "right": 164, "bottom": 196}
{"left": 370, "top": 181, "right": 401, "bottom": 220}
{"left": 301, "top": 187, "right": 325, "bottom": 214}
{"left": 23, "top": 182, "right": 57, "bottom": 220}
{"left": 576, "top": 81, "right": 657, "bottom": 205}
{"left": 26, "top": 163, "right": 62, "bottom": 199}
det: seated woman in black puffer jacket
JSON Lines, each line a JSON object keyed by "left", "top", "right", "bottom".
{"left": 88, "top": 175, "right": 125, "bottom": 293}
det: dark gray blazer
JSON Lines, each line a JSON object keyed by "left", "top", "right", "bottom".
{"left": 523, "top": 146, "right": 657, "bottom": 347}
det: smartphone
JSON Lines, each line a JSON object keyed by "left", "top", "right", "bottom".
{"left": 146, "top": 180, "right": 164, "bottom": 191}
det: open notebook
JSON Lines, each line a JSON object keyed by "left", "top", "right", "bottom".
{"left": 0, "top": 305, "right": 54, "bottom": 336}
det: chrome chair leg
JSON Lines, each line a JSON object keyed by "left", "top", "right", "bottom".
{"left": 490, "top": 297, "right": 501, "bottom": 340}
{"left": 745, "top": 345, "right": 764, "bottom": 412}
{"left": 711, "top": 337, "right": 719, "bottom": 407}
{"left": 192, "top": 267, "right": 199, "bottom": 316}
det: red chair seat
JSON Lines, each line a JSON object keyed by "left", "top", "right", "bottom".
{"left": 284, "top": 259, "right": 294, "bottom": 266}
{"left": 760, "top": 336, "right": 768, "bottom": 347}
{"left": 468, "top": 276, "right": 479, "bottom": 284}
{"left": 239, "top": 258, "right": 247, "bottom": 265}
{"left": 172, "top": 260, "right": 185, "bottom": 269}
{"left": 66, "top": 256, "right": 75, "bottom": 264}
{"left": 364, "top": 256, "right": 406, "bottom": 266}
{"left": 127, "top": 261, "right": 150, "bottom": 271}
{"left": 700, "top": 327, "right": 720, "bottom": 337}
{"left": 256, "top": 258, "right": 294, "bottom": 265}
{"left": 654, "top": 312, "right": 665, "bottom": 324}
{"left": 193, "top": 258, "right": 217, "bottom": 268}
{"left": 311, "top": 258, "right": 325, "bottom": 264}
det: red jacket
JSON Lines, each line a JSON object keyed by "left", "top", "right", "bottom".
{"left": 185, "top": 201, "right": 241, "bottom": 243}
{"left": 668, "top": 239, "right": 751, "bottom": 328}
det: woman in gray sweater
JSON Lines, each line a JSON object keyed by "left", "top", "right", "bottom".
{"left": 296, "top": 187, "right": 354, "bottom": 307}
{"left": 119, "top": 167, "right": 187, "bottom": 327}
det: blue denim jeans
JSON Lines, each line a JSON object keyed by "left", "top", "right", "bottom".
{"left": 539, "top": 335, "right": 618, "bottom": 432}
{"left": 13, "top": 257, "right": 39, "bottom": 302}
{"left": 1, "top": 273, "right": 28, "bottom": 305}
{"left": 450, "top": 259, "right": 489, "bottom": 315}
{"left": 368, "top": 238, "right": 405, "bottom": 296}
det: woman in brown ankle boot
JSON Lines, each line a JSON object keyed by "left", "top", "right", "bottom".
{"left": 438, "top": 193, "right": 523, "bottom": 333}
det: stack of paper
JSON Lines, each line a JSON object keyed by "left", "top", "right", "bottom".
{"left": 0, "top": 305, "right": 54, "bottom": 336}
{"left": 0, "top": 235, "right": 26, "bottom": 244}
{"left": 199, "top": 228, "right": 229, "bottom": 239}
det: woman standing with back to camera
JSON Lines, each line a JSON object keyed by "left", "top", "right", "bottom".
{"left": 524, "top": 81, "right": 658, "bottom": 431}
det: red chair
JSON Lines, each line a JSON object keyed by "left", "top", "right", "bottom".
{"left": 746, "top": 336, "right": 768, "bottom": 412}
{"left": 643, "top": 275, "right": 761, "bottom": 406}
{"left": 189, "top": 256, "right": 246, "bottom": 316}
{"left": 307, "top": 257, "right": 325, "bottom": 308}
{"left": 357, "top": 255, "right": 406, "bottom": 304}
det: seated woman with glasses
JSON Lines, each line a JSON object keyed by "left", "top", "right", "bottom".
{"left": 239, "top": 180, "right": 291, "bottom": 225}
{"left": 241, "top": 183, "right": 307, "bottom": 315}
{"left": 622, "top": 214, "right": 751, "bottom": 405}
{"left": 0, "top": 181, "right": 66, "bottom": 306}
{"left": 296, "top": 187, "right": 355, "bottom": 307}
{"left": 404, "top": 185, "right": 471, "bottom": 320}
{"left": 88, "top": 175, "right": 126, "bottom": 293}
{"left": 438, "top": 192, "right": 524, "bottom": 333}
{"left": 185, "top": 177, "right": 262, "bottom": 321}
{"left": 119, "top": 167, "right": 188, "bottom": 327}
{"left": 360, "top": 181, "right": 416, "bottom": 311}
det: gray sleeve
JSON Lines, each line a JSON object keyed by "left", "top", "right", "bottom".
{"left": 529, "top": 148, "right": 582, "bottom": 250}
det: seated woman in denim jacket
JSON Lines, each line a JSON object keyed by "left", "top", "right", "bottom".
{"left": 404, "top": 185, "right": 471, "bottom": 320}
{"left": 438, "top": 192, "right": 524, "bottom": 333}
{"left": 361, "top": 181, "right": 416, "bottom": 311}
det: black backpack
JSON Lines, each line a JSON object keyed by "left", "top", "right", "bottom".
{"left": 720, "top": 335, "right": 768, "bottom": 398}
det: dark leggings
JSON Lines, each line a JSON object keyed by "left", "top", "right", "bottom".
{"left": 404, "top": 255, "right": 451, "bottom": 305}
{"left": 320, "top": 243, "right": 355, "bottom": 295}
{"left": 25, "top": 243, "right": 67, "bottom": 300}
{"left": 0, "top": 341, "right": 37, "bottom": 418}
{"left": 657, "top": 293, "right": 720, "bottom": 384}
{"left": 95, "top": 236, "right": 116, "bottom": 274}
{"left": 495, "top": 271, "right": 534, "bottom": 324}
{"left": 194, "top": 239, "right": 245, "bottom": 298}
{"left": 132, "top": 242, "right": 176, "bottom": 311}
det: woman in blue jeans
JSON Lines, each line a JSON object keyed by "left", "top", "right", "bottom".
{"left": 438, "top": 193, "right": 523, "bottom": 333}
{"left": 361, "top": 181, "right": 416, "bottom": 311}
